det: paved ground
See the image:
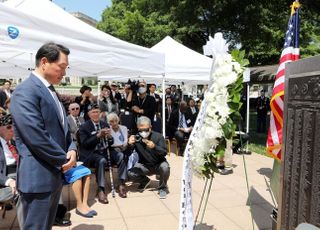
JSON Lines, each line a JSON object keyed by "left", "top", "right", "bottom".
{"left": 1, "top": 152, "right": 275, "bottom": 230}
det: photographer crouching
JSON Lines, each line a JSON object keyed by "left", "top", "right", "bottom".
{"left": 128, "top": 116, "right": 170, "bottom": 199}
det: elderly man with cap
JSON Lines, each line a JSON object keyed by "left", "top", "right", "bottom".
{"left": 0, "top": 114, "right": 18, "bottom": 207}
{"left": 79, "top": 103, "right": 128, "bottom": 203}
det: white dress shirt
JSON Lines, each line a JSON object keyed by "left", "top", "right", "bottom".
{"left": 0, "top": 137, "right": 16, "bottom": 166}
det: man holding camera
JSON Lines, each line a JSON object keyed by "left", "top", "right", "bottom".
{"left": 79, "top": 103, "right": 128, "bottom": 203}
{"left": 128, "top": 116, "right": 170, "bottom": 199}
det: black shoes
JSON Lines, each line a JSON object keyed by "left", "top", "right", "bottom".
{"left": 53, "top": 218, "right": 72, "bottom": 226}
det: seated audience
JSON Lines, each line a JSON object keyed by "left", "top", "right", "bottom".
{"left": 0, "top": 114, "right": 17, "bottom": 207}
{"left": 67, "top": 103, "right": 84, "bottom": 144}
{"left": 107, "top": 113, "right": 138, "bottom": 175}
{"left": 75, "top": 85, "right": 94, "bottom": 121}
{"left": 64, "top": 164, "right": 96, "bottom": 218}
{"left": 186, "top": 98, "right": 199, "bottom": 126}
{"left": 79, "top": 104, "right": 128, "bottom": 203}
{"left": 128, "top": 116, "right": 170, "bottom": 199}
{"left": 99, "top": 85, "right": 119, "bottom": 115}
{"left": 168, "top": 101, "right": 193, "bottom": 155}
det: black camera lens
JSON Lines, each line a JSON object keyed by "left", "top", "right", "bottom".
{"left": 135, "top": 134, "right": 142, "bottom": 143}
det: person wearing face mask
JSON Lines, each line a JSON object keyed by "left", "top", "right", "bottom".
{"left": 132, "top": 82, "right": 156, "bottom": 131}
{"left": 168, "top": 101, "right": 193, "bottom": 155}
{"left": 127, "top": 116, "right": 170, "bottom": 199}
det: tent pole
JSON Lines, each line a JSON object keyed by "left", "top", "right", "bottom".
{"left": 246, "top": 82, "right": 250, "bottom": 152}
{"left": 162, "top": 74, "right": 166, "bottom": 138}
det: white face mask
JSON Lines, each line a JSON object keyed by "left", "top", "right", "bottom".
{"left": 138, "top": 87, "right": 146, "bottom": 94}
{"left": 139, "top": 131, "right": 150, "bottom": 139}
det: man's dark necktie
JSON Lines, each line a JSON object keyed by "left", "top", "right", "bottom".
{"left": 48, "top": 84, "right": 64, "bottom": 124}
{"left": 75, "top": 117, "right": 81, "bottom": 128}
{"left": 179, "top": 114, "right": 184, "bottom": 128}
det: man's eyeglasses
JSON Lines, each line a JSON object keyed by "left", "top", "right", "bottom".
{"left": 138, "top": 128, "right": 149, "bottom": 132}
{"left": 6, "top": 125, "right": 12, "bottom": 129}
{"left": 71, "top": 108, "right": 80, "bottom": 111}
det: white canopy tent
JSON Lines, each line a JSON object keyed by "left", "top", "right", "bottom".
{"left": 0, "top": 0, "right": 165, "bottom": 78}
{"left": 99, "top": 36, "right": 212, "bottom": 84}
{"left": 151, "top": 36, "right": 212, "bottom": 84}
{"left": 100, "top": 36, "right": 213, "bottom": 136}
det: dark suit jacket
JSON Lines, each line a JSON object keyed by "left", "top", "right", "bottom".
{"left": 132, "top": 95, "right": 156, "bottom": 122}
{"left": 134, "top": 131, "right": 167, "bottom": 167}
{"left": 149, "top": 93, "right": 162, "bottom": 113}
{"left": 78, "top": 120, "right": 113, "bottom": 163}
{"left": 0, "top": 90, "right": 12, "bottom": 108}
{"left": 168, "top": 110, "right": 192, "bottom": 138}
{"left": 0, "top": 146, "right": 8, "bottom": 186}
{"left": 10, "top": 74, "right": 76, "bottom": 193}
{"left": 67, "top": 115, "right": 85, "bottom": 142}
{"left": 165, "top": 106, "right": 175, "bottom": 122}
{"left": 186, "top": 106, "right": 199, "bottom": 127}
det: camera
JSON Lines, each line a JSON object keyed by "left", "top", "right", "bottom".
{"left": 135, "top": 133, "right": 143, "bottom": 143}
{"left": 127, "top": 79, "right": 140, "bottom": 93}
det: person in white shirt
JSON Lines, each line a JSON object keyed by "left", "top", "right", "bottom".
{"left": 107, "top": 113, "right": 138, "bottom": 197}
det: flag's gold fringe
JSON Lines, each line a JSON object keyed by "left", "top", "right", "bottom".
{"left": 270, "top": 91, "right": 285, "bottom": 127}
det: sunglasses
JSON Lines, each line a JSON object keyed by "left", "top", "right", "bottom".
{"left": 138, "top": 128, "right": 149, "bottom": 132}
{"left": 71, "top": 108, "right": 80, "bottom": 111}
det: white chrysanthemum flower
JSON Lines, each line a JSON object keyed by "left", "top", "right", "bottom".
{"left": 215, "top": 71, "right": 238, "bottom": 87}
{"left": 232, "top": 62, "right": 242, "bottom": 74}
{"left": 190, "top": 40, "right": 242, "bottom": 178}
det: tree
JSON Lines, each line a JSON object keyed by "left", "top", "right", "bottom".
{"left": 97, "top": 0, "right": 320, "bottom": 66}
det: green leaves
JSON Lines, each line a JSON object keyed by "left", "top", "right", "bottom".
{"left": 98, "top": 1, "right": 319, "bottom": 66}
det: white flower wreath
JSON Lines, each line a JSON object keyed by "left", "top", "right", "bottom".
{"left": 189, "top": 33, "right": 245, "bottom": 178}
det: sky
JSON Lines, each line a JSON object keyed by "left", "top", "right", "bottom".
{"left": 53, "top": 0, "right": 112, "bottom": 21}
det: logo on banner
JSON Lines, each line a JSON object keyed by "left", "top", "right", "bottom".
{"left": 7, "top": 26, "right": 19, "bottom": 39}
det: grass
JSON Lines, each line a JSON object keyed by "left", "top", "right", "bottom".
{"left": 245, "top": 111, "right": 270, "bottom": 157}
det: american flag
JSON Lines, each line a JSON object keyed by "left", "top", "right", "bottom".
{"left": 267, "top": 1, "right": 300, "bottom": 160}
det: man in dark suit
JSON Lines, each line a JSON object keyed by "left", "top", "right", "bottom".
{"left": 164, "top": 97, "right": 174, "bottom": 137}
{"left": 110, "top": 82, "right": 122, "bottom": 102}
{"left": 186, "top": 98, "right": 199, "bottom": 127}
{"left": 10, "top": 43, "right": 77, "bottom": 230}
{"left": 148, "top": 84, "right": 162, "bottom": 114}
{"left": 0, "top": 80, "right": 13, "bottom": 108}
{"left": 79, "top": 104, "right": 128, "bottom": 202}
{"left": 0, "top": 114, "right": 17, "bottom": 204}
{"left": 67, "top": 102, "right": 84, "bottom": 144}
{"left": 168, "top": 101, "right": 193, "bottom": 155}
{"left": 128, "top": 116, "right": 170, "bottom": 199}
{"left": 256, "top": 89, "right": 270, "bottom": 133}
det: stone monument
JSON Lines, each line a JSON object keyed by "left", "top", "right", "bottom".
{"left": 278, "top": 55, "right": 320, "bottom": 229}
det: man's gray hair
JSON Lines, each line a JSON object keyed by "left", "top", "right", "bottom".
{"left": 107, "top": 112, "right": 119, "bottom": 123}
{"left": 137, "top": 116, "right": 151, "bottom": 126}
